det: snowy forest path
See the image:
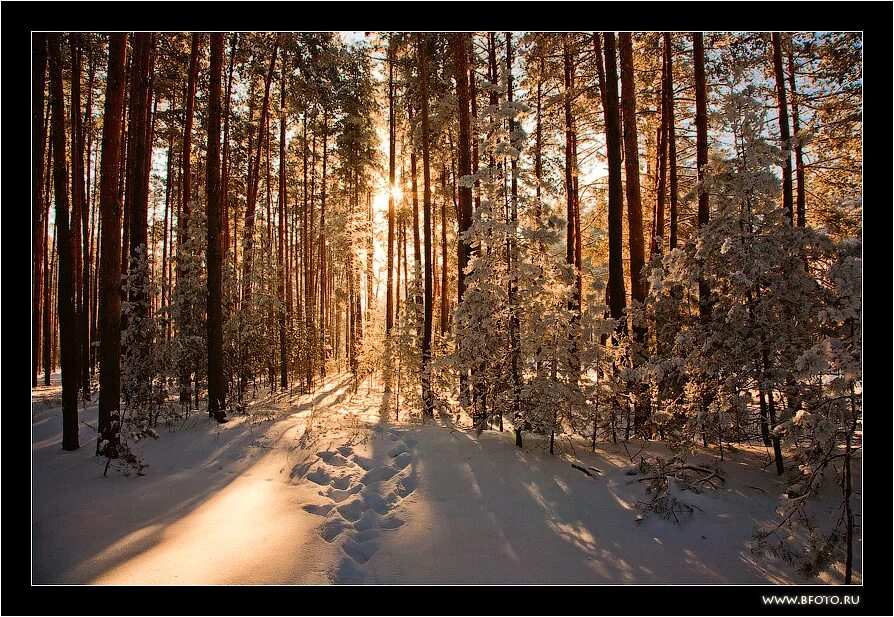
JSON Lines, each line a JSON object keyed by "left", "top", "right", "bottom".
{"left": 32, "top": 372, "right": 816, "bottom": 584}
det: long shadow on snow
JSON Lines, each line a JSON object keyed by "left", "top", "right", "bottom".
{"left": 31, "top": 374, "right": 354, "bottom": 583}
{"left": 350, "top": 426, "right": 784, "bottom": 584}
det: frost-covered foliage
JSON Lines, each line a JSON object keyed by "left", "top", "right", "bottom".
{"left": 444, "top": 53, "right": 612, "bottom": 446}
{"left": 752, "top": 237, "right": 861, "bottom": 579}
{"left": 393, "top": 276, "right": 423, "bottom": 419}
{"left": 121, "top": 245, "right": 167, "bottom": 431}
{"left": 623, "top": 63, "right": 862, "bottom": 580}
{"left": 171, "top": 205, "right": 207, "bottom": 406}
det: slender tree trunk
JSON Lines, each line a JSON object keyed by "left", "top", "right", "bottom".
{"left": 786, "top": 37, "right": 806, "bottom": 228}
{"left": 177, "top": 33, "right": 201, "bottom": 403}
{"left": 278, "top": 65, "right": 288, "bottom": 389}
{"left": 453, "top": 33, "right": 472, "bottom": 302}
{"left": 396, "top": 209, "right": 403, "bottom": 317}
{"left": 119, "top": 56, "right": 130, "bottom": 289}
{"left": 32, "top": 34, "right": 48, "bottom": 387}
{"left": 470, "top": 41, "right": 481, "bottom": 215}
{"left": 125, "top": 33, "right": 154, "bottom": 408}
{"left": 301, "top": 110, "right": 310, "bottom": 383}
{"left": 417, "top": 34, "right": 434, "bottom": 418}
{"left": 50, "top": 225, "right": 58, "bottom": 375}
{"left": 48, "top": 34, "right": 80, "bottom": 450}
{"left": 693, "top": 33, "right": 711, "bottom": 321}
{"left": 439, "top": 165, "right": 448, "bottom": 337}
{"left": 43, "top": 152, "right": 53, "bottom": 386}
{"left": 506, "top": 32, "right": 522, "bottom": 443}
{"left": 318, "top": 113, "right": 329, "bottom": 380}
{"left": 222, "top": 33, "right": 238, "bottom": 279}
{"left": 243, "top": 37, "right": 279, "bottom": 307}
{"left": 535, "top": 54, "right": 544, "bottom": 240}
{"left": 652, "top": 33, "right": 670, "bottom": 258}
{"left": 82, "top": 40, "right": 96, "bottom": 396}
{"left": 207, "top": 33, "right": 228, "bottom": 422}
{"left": 97, "top": 33, "right": 127, "bottom": 456}
{"left": 409, "top": 100, "right": 422, "bottom": 318}
{"left": 666, "top": 33, "right": 679, "bottom": 250}
{"left": 386, "top": 37, "right": 396, "bottom": 335}
{"left": 602, "top": 33, "right": 627, "bottom": 323}
{"left": 162, "top": 129, "right": 172, "bottom": 339}
{"left": 618, "top": 33, "right": 646, "bottom": 304}
{"left": 563, "top": 34, "right": 582, "bottom": 315}
{"left": 69, "top": 34, "right": 85, "bottom": 400}
{"left": 843, "top": 380, "right": 857, "bottom": 584}
{"left": 771, "top": 32, "right": 794, "bottom": 225}
{"left": 366, "top": 191, "right": 374, "bottom": 331}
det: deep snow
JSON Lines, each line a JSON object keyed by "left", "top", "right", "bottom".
{"left": 31, "top": 372, "right": 860, "bottom": 585}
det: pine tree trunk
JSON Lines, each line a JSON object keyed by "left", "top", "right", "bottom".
{"left": 367, "top": 192, "right": 374, "bottom": 330}
{"left": 318, "top": 113, "right": 329, "bottom": 380}
{"left": 177, "top": 33, "right": 201, "bottom": 403}
{"left": 409, "top": 99, "right": 422, "bottom": 334}
{"left": 618, "top": 33, "right": 646, "bottom": 304}
{"left": 506, "top": 32, "right": 522, "bottom": 444}
{"left": 693, "top": 33, "right": 711, "bottom": 322}
{"left": 278, "top": 65, "right": 288, "bottom": 389}
{"left": 564, "top": 34, "right": 582, "bottom": 315}
{"left": 119, "top": 56, "right": 129, "bottom": 289}
{"left": 453, "top": 32, "right": 472, "bottom": 302}
{"left": 43, "top": 156, "right": 53, "bottom": 386}
{"left": 162, "top": 130, "right": 173, "bottom": 340}
{"left": 48, "top": 34, "right": 80, "bottom": 451}
{"left": 417, "top": 34, "right": 434, "bottom": 419}
{"left": 222, "top": 34, "right": 238, "bottom": 288}
{"left": 470, "top": 41, "right": 481, "bottom": 215}
{"left": 242, "top": 38, "right": 279, "bottom": 307}
{"left": 651, "top": 33, "right": 670, "bottom": 258}
{"left": 386, "top": 37, "right": 396, "bottom": 335}
{"left": 786, "top": 37, "right": 806, "bottom": 228}
{"left": 771, "top": 32, "right": 794, "bottom": 225}
{"left": 69, "top": 34, "right": 85, "bottom": 400}
{"left": 83, "top": 46, "right": 97, "bottom": 389}
{"left": 33, "top": 34, "right": 48, "bottom": 387}
{"left": 439, "top": 165, "right": 448, "bottom": 337}
{"left": 602, "top": 33, "right": 627, "bottom": 323}
{"left": 535, "top": 54, "right": 545, "bottom": 256}
{"left": 207, "top": 33, "right": 228, "bottom": 422}
{"left": 666, "top": 33, "right": 679, "bottom": 250}
{"left": 125, "top": 33, "right": 154, "bottom": 408}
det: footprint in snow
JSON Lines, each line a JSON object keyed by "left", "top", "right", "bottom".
{"left": 324, "top": 484, "right": 363, "bottom": 503}
{"left": 352, "top": 454, "right": 375, "bottom": 471}
{"left": 360, "top": 490, "right": 398, "bottom": 515}
{"left": 337, "top": 445, "right": 354, "bottom": 457}
{"left": 361, "top": 466, "right": 398, "bottom": 484}
{"left": 341, "top": 537, "right": 379, "bottom": 564}
{"left": 379, "top": 515, "right": 405, "bottom": 529}
{"left": 320, "top": 518, "right": 347, "bottom": 542}
{"left": 317, "top": 451, "right": 350, "bottom": 467}
{"left": 395, "top": 475, "right": 417, "bottom": 498}
{"left": 330, "top": 558, "right": 365, "bottom": 584}
{"left": 303, "top": 503, "right": 333, "bottom": 517}
{"left": 387, "top": 442, "right": 409, "bottom": 458}
{"left": 391, "top": 451, "right": 412, "bottom": 470}
{"left": 329, "top": 475, "right": 353, "bottom": 490}
{"left": 336, "top": 498, "right": 365, "bottom": 522}
{"left": 306, "top": 468, "right": 332, "bottom": 486}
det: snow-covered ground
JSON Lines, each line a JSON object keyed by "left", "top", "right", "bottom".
{"left": 31, "top": 373, "right": 860, "bottom": 584}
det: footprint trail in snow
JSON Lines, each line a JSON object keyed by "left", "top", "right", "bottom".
{"left": 294, "top": 427, "right": 417, "bottom": 583}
